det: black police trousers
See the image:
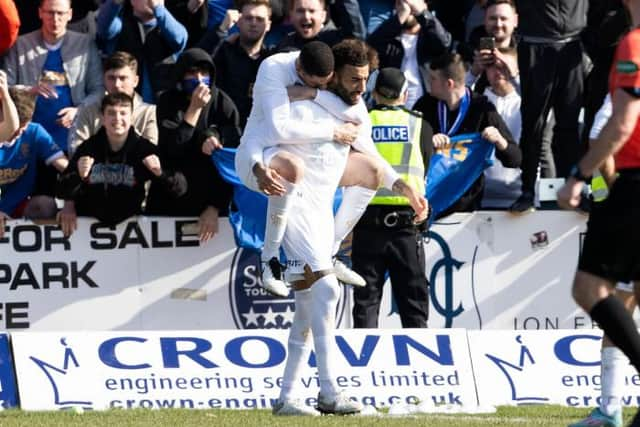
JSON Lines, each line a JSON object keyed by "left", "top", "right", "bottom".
{"left": 351, "top": 216, "right": 429, "bottom": 328}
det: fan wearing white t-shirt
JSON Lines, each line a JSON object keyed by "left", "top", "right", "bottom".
{"left": 480, "top": 47, "right": 522, "bottom": 209}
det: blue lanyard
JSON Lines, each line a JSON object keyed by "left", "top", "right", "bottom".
{"left": 438, "top": 87, "right": 471, "bottom": 136}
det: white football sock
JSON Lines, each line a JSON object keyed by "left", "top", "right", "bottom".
{"left": 262, "top": 179, "right": 298, "bottom": 261}
{"left": 600, "top": 346, "right": 628, "bottom": 416}
{"left": 332, "top": 186, "right": 376, "bottom": 254}
{"left": 310, "top": 274, "right": 341, "bottom": 397}
{"left": 279, "top": 289, "right": 312, "bottom": 402}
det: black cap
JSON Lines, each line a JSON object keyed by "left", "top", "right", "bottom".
{"left": 375, "top": 67, "right": 407, "bottom": 99}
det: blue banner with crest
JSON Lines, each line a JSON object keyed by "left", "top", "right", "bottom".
{"left": 213, "top": 132, "right": 494, "bottom": 250}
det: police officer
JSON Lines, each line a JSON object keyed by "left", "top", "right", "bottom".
{"left": 351, "top": 67, "right": 433, "bottom": 328}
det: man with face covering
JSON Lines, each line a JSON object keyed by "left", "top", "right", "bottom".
{"left": 145, "top": 47, "right": 242, "bottom": 243}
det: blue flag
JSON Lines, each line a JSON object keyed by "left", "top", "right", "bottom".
{"left": 213, "top": 132, "right": 494, "bottom": 250}
{"left": 212, "top": 148, "right": 268, "bottom": 250}
{"left": 426, "top": 133, "right": 494, "bottom": 219}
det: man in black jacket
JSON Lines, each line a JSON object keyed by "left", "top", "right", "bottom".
{"left": 367, "top": 0, "right": 451, "bottom": 109}
{"left": 145, "top": 48, "right": 242, "bottom": 242}
{"left": 510, "top": 0, "right": 588, "bottom": 213}
{"left": 212, "top": 0, "right": 273, "bottom": 128}
{"left": 413, "top": 52, "right": 521, "bottom": 217}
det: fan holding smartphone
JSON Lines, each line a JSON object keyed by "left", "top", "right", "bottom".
{"left": 474, "top": 36, "right": 497, "bottom": 71}
{"left": 478, "top": 36, "right": 496, "bottom": 51}
{"left": 467, "top": 0, "right": 518, "bottom": 82}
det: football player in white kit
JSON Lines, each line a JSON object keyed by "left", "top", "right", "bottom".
{"left": 235, "top": 41, "right": 427, "bottom": 297}
{"left": 259, "top": 40, "right": 428, "bottom": 416}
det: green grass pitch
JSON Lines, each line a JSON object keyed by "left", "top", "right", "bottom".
{"left": 0, "top": 406, "right": 635, "bottom": 426}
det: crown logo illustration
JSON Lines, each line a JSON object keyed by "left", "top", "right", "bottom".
{"left": 29, "top": 338, "right": 93, "bottom": 410}
{"left": 485, "top": 335, "right": 550, "bottom": 405}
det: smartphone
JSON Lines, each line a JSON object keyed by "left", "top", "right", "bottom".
{"left": 478, "top": 36, "right": 496, "bottom": 51}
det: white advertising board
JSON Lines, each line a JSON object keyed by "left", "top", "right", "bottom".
{"left": 0, "top": 217, "right": 349, "bottom": 331}
{"left": 0, "top": 212, "right": 612, "bottom": 331}
{"left": 11, "top": 329, "right": 477, "bottom": 411}
{"left": 378, "top": 211, "right": 601, "bottom": 330}
{"left": 468, "top": 330, "right": 640, "bottom": 407}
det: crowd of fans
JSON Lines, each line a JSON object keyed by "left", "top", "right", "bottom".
{"left": 0, "top": 0, "right": 627, "bottom": 240}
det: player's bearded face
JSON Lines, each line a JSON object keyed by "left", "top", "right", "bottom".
{"left": 332, "top": 64, "right": 369, "bottom": 105}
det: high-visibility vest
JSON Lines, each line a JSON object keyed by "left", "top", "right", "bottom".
{"left": 369, "top": 107, "right": 425, "bottom": 205}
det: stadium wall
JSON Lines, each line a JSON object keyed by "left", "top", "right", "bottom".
{"left": 0, "top": 211, "right": 600, "bottom": 331}
{"left": 0, "top": 211, "right": 633, "bottom": 410}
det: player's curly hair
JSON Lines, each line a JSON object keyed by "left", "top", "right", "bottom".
{"left": 332, "top": 39, "right": 374, "bottom": 72}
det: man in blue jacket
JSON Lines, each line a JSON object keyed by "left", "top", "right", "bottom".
{"left": 97, "top": 0, "right": 188, "bottom": 102}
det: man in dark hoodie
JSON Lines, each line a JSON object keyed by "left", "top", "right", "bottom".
{"left": 145, "top": 47, "right": 242, "bottom": 243}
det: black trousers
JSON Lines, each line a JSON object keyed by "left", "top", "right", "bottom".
{"left": 518, "top": 39, "right": 586, "bottom": 193}
{"left": 351, "top": 222, "right": 429, "bottom": 328}
{"left": 578, "top": 171, "right": 640, "bottom": 282}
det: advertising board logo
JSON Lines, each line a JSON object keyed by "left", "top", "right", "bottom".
{"left": 427, "top": 231, "right": 470, "bottom": 328}
{"left": 29, "top": 338, "right": 93, "bottom": 410}
{"left": 229, "top": 248, "right": 347, "bottom": 329}
{"left": 485, "top": 335, "right": 550, "bottom": 405}
{"left": 530, "top": 231, "right": 549, "bottom": 250}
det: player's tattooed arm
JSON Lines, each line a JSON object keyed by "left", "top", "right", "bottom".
{"left": 392, "top": 178, "right": 429, "bottom": 223}
{"left": 392, "top": 178, "right": 410, "bottom": 195}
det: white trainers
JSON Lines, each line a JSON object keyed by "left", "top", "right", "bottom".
{"left": 333, "top": 259, "right": 366, "bottom": 287}
{"left": 272, "top": 399, "right": 321, "bottom": 416}
{"left": 317, "top": 391, "right": 363, "bottom": 415}
{"left": 261, "top": 257, "right": 289, "bottom": 297}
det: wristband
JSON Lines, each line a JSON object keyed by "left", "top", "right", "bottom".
{"left": 569, "top": 164, "right": 590, "bottom": 182}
